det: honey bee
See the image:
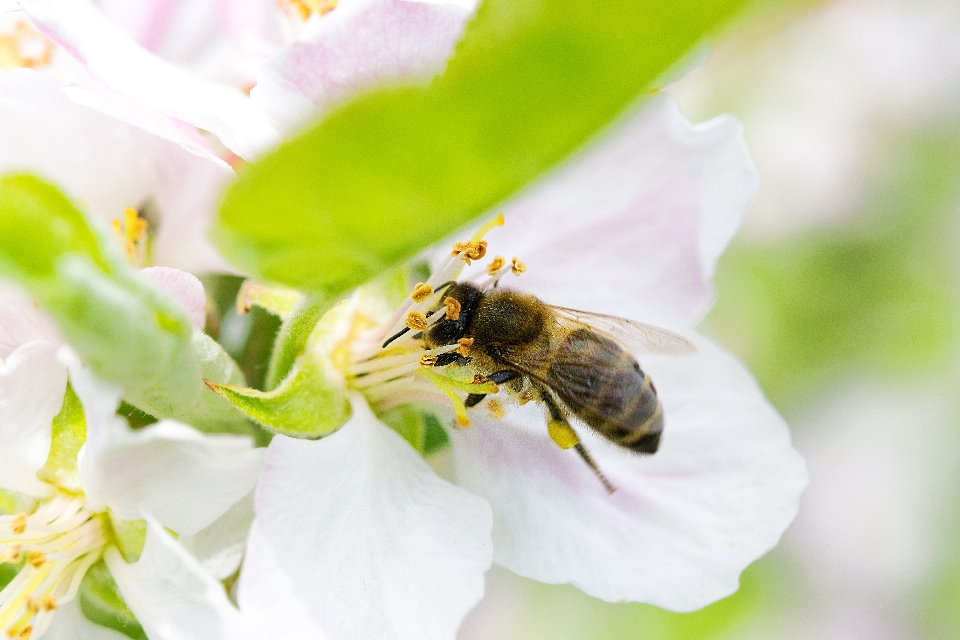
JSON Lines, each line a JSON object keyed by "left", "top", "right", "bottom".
{"left": 419, "top": 282, "right": 696, "bottom": 493}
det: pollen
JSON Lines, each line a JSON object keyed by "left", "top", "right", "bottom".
{"left": 9, "top": 514, "right": 26, "bottom": 535}
{"left": 410, "top": 282, "right": 434, "bottom": 303}
{"left": 419, "top": 354, "right": 438, "bottom": 367}
{"left": 24, "top": 599, "right": 38, "bottom": 616}
{"left": 511, "top": 257, "right": 527, "bottom": 276}
{"left": 486, "top": 399, "right": 505, "bottom": 420}
{"left": 3, "top": 544, "right": 21, "bottom": 564}
{"left": 405, "top": 311, "right": 429, "bottom": 331}
{"left": 0, "top": 22, "right": 53, "bottom": 70}
{"left": 443, "top": 297, "right": 461, "bottom": 321}
{"left": 282, "top": 0, "right": 338, "bottom": 20}
{"left": 487, "top": 256, "right": 505, "bottom": 275}
{"left": 450, "top": 240, "right": 488, "bottom": 264}
{"left": 39, "top": 599, "right": 56, "bottom": 613}
{"left": 457, "top": 338, "right": 474, "bottom": 357}
{"left": 24, "top": 552, "right": 45, "bottom": 569}
{"left": 112, "top": 208, "right": 149, "bottom": 264}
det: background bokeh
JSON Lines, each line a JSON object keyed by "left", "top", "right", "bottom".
{"left": 459, "top": 0, "right": 960, "bottom": 638}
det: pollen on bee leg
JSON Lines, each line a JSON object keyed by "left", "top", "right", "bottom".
{"left": 511, "top": 257, "right": 527, "bottom": 276}
{"left": 410, "top": 282, "right": 434, "bottom": 303}
{"left": 443, "top": 297, "right": 461, "bottom": 321}
{"left": 405, "top": 311, "right": 429, "bottom": 331}
{"left": 548, "top": 420, "right": 580, "bottom": 450}
{"left": 457, "top": 338, "right": 474, "bottom": 357}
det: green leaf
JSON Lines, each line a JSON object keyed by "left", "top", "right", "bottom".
{"left": 214, "top": 0, "right": 749, "bottom": 295}
{"left": 36, "top": 381, "right": 85, "bottom": 491}
{"left": 79, "top": 559, "right": 147, "bottom": 640}
{"left": 264, "top": 294, "right": 328, "bottom": 390}
{"left": 0, "top": 174, "right": 248, "bottom": 433}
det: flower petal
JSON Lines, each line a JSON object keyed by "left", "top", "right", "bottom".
{"left": 179, "top": 489, "right": 255, "bottom": 580}
{"left": 21, "top": 0, "right": 280, "bottom": 158}
{"left": 252, "top": 0, "right": 472, "bottom": 133}
{"left": 138, "top": 267, "right": 207, "bottom": 330}
{"left": 449, "top": 336, "right": 806, "bottom": 611}
{"left": 0, "top": 70, "right": 234, "bottom": 273}
{"left": 80, "top": 419, "right": 264, "bottom": 535}
{"left": 0, "top": 341, "right": 66, "bottom": 497}
{"left": 0, "top": 284, "right": 61, "bottom": 359}
{"left": 41, "top": 596, "right": 132, "bottom": 640}
{"left": 107, "top": 516, "right": 249, "bottom": 640}
{"left": 459, "top": 93, "right": 757, "bottom": 328}
{"left": 237, "top": 394, "right": 492, "bottom": 640}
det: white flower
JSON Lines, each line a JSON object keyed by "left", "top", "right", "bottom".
{"left": 234, "top": 94, "right": 808, "bottom": 639}
{"left": 0, "top": 268, "right": 262, "bottom": 639}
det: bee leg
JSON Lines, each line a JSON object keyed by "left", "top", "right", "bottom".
{"left": 464, "top": 370, "right": 519, "bottom": 409}
{"left": 541, "top": 392, "right": 617, "bottom": 494}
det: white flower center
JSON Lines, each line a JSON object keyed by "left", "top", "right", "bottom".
{"left": 0, "top": 495, "right": 107, "bottom": 639}
{"left": 345, "top": 214, "right": 522, "bottom": 427}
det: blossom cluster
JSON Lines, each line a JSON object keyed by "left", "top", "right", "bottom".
{"left": 0, "top": 1, "right": 806, "bottom": 639}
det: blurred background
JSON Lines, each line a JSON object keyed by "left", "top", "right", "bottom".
{"left": 460, "top": 0, "right": 960, "bottom": 638}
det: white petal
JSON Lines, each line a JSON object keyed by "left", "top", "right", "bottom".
{"left": 179, "top": 489, "right": 255, "bottom": 580}
{"left": 21, "top": 0, "right": 280, "bottom": 158}
{"left": 80, "top": 418, "right": 264, "bottom": 535}
{"left": 138, "top": 267, "right": 207, "bottom": 330}
{"left": 0, "top": 70, "right": 235, "bottom": 273}
{"left": 107, "top": 517, "right": 249, "bottom": 640}
{"left": 237, "top": 394, "right": 492, "bottom": 640}
{"left": 41, "top": 596, "right": 131, "bottom": 640}
{"left": 252, "top": 0, "right": 471, "bottom": 133}
{"left": 461, "top": 93, "right": 757, "bottom": 328}
{"left": 0, "top": 341, "right": 66, "bottom": 497}
{"left": 450, "top": 336, "right": 806, "bottom": 611}
{"left": 0, "top": 284, "right": 62, "bottom": 359}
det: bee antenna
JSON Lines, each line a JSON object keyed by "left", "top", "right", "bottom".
{"left": 574, "top": 443, "right": 617, "bottom": 494}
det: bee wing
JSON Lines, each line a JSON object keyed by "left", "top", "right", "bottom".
{"left": 550, "top": 307, "right": 697, "bottom": 356}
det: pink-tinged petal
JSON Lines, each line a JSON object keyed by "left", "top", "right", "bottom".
{"left": 42, "top": 596, "right": 132, "bottom": 640}
{"left": 449, "top": 336, "right": 806, "bottom": 611}
{"left": 107, "top": 517, "right": 250, "bottom": 640}
{"left": 138, "top": 267, "right": 207, "bottom": 330}
{"left": 0, "top": 70, "right": 235, "bottom": 274}
{"left": 252, "top": 0, "right": 472, "bottom": 133}
{"left": 0, "top": 342, "right": 65, "bottom": 497}
{"left": 0, "top": 284, "right": 62, "bottom": 359}
{"left": 80, "top": 419, "right": 264, "bottom": 535}
{"left": 457, "top": 94, "right": 757, "bottom": 329}
{"left": 21, "top": 0, "right": 280, "bottom": 158}
{"left": 238, "top": 394, "right": 492, "bottom": 640}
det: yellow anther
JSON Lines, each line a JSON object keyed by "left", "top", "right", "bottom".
{"left": 405, "top": 311, "right": 429, "bottom": 331}
{"left": 443, "top": 297, "right": 461, "bottom": 321}
{"left": 25, "top": 551, "right": 45, "bottom": 569}
{"left": 4, "top": 543, "right": 22, "bottom": 563}
{"left": 469, "top": 212, "right": 505, "bottom": 243}
{"left": 25, "top": 598, "right": 39, "bottom": 615}
{"left": 450, "top": 240, "right": 488, "bottom": 264}
{"left": 511, "top": 257, "right": 527, "bottom": 276}
{"left": 284, "top": 0, "right": 338, "bottom": 20}
{"left": 39, "top": 597, "right": 57, "bottom": 612}
{"left": 16, "top": 626, "right": 31, "bottom": 640}
{"left": 457, "top": 337, "right": 474, "bottom": 357}
{"left": 10, "top": 513, "right": 26, "bottom": 534}
{"left": 411, "top": 282, "right": 434, "bottom": 303}
{"left": 0, "top": 22, "right": 53, "bottom": 70}
{"left": 548, "top": 420, "right": 580, "bottom": 450}
{"left": 419, "top": 354, "right": 438, "bottom": 367}
{"left": 486, "top": 399, "right": 505, "bottom": 420}
{"left": 487, "top": 256, "right": 505, "bottom": 275}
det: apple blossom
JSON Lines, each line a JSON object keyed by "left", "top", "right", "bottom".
{"left": 223, "top": 94, "right": 807, "bottom": 639}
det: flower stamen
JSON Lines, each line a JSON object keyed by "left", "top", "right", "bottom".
{"left": 443, "top": 297, "right": 461, "bottom": 321}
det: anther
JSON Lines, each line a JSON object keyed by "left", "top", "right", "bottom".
{"left": 40, "top": 597, "right": 57, "bottom": 612}
{"left": 457, "top": 337, "right": 474, "bottom": 357}
{"left": 10, "top": 513, "right": 26, "bottom": 534}
{"left": 25, "top": 551, "right": 45, "bottom": 569}
{"left": 443, "top": 297, "right": 461, "bottom": 321}
{"left": 419, "top": 354, "right": 438, "bottom": 367}
{"left": 411, "top": 282, "right": 433, "bottom": 303}
{"left": 4, "top": 543, "right": 22, "bottom": 563}
{"left": 16, "top": 627, "right": 31, "bottom": 640}
{"left": 405, "top": 311, "right": 429, "bottom": 331}
{"left": 486, "top": 399, "right": 505, "bottom": 420}
{"left": 511, "top": 257, "right": 526, "bottom": 275}
{"left": 487, "top": 256, "right": 505, "bottom": 275}
{"left": 25, "top": 598, "right": 39, "bottom": 615}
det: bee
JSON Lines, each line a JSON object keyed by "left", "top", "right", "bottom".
{"left": 420, "top": 282, "right": 696, "bottom": 493}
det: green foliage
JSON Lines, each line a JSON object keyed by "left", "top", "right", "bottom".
{"left": 0, "top": 174, "right": 249, "bottom": 434}
{"left": 36, "top": 382, "right": 85, "bottom": 490}
{"left": 79, "top": 560, "right": 147, "bottom": 640}
{"left": 265, "top": 294, "right": 328, "bottom": 390}
{"left": 214, "top": 0, "right": 750, "bottom": 296}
